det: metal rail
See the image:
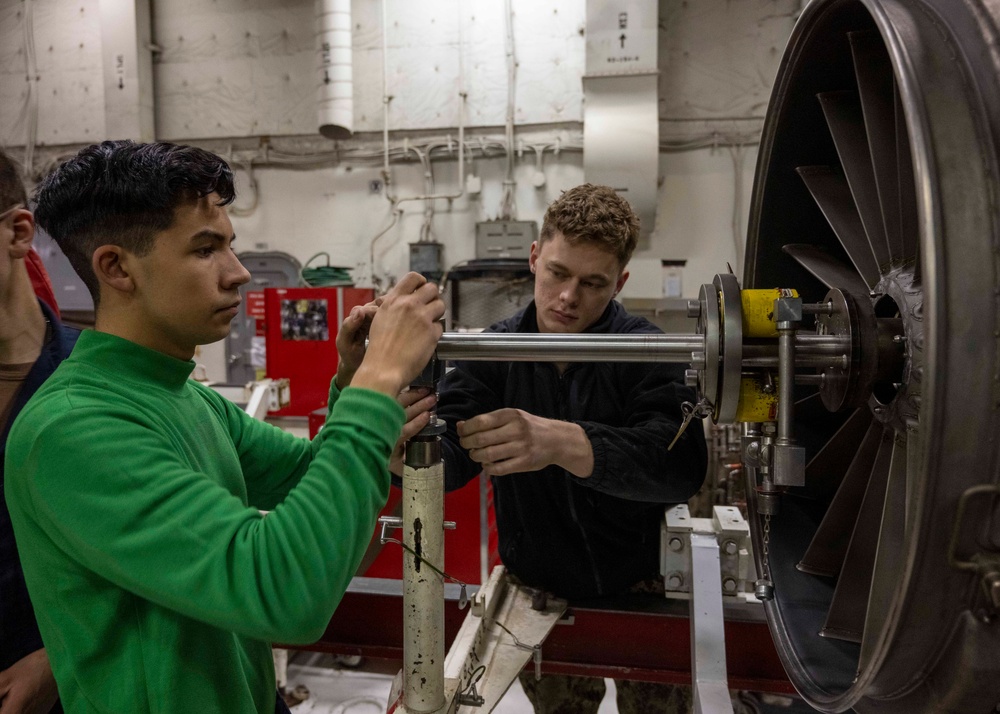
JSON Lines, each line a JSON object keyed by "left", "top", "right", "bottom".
{"left": 436, "top": 333, "right": 703, "bottom": 362}
{"left": 435, "top": 332, "right": 850, "bottom": 365}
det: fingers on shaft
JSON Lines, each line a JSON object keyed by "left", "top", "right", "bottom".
{"left": 402, "top": 412, "right": 431, "bottom": 440}
{"left": 399, "top": 387, "right": 433, "bottom": 409}
{"left": 471, "top": 441, "right": 519, "bottom": 465}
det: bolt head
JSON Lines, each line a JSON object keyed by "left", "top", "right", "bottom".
{"left": 666, "top": 572, "right": 684, "bottom": 589}
{"left": 668, "top": 536, "right": 684, "bottom": 553}
{"left": 723, "top": 577, "right": 738, "bottom": 593}
{"left": 722, "top": 539, "right": 738, "bottom": 555}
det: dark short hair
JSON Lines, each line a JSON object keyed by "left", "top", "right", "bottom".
{"left": 0, "top": 149, "right": 28, "bottom": 210}
{"left": 33, "top": 141, "right": 235, "bottom": 304}
{"left": 539, "top": 184, "right": 640, "bottom": 268}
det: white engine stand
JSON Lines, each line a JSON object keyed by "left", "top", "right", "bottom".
{"left": 662, "top": 504, "right": 755, "bottom": 714}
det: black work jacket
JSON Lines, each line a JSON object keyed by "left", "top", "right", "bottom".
{"left": 437, "top": 300, "right": 707, "bottom": 599}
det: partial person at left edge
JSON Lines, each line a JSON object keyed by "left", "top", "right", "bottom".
{"left": 0, "top": 148, "right": 76, "bottom": 714}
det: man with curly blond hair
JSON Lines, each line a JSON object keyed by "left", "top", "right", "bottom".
{"left": 398, "top": 184, "right": 707, "bottom": 713}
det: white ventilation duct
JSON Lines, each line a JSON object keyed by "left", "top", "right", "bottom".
{"left": 583, "top": 1, "right": 659, "bottom": 242}
{"left": 317, "top": 0, "right": 353, "bottom": 140}
{"left": 98, "top": 0, "right": 155, "bottom": 141}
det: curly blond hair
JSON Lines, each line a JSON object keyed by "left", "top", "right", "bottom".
{"left": 539, "top": 184, "right": 640, "bottom": 267}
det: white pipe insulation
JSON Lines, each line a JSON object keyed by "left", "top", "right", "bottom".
{"left": 318, "top": 0, "right": 353, "bottom": 140}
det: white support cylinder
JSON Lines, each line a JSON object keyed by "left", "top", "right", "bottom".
{"left": 402, "top": 458, "right": 445, "bottom": 712}
{"left": 317, "top": 0, "right": 353, "bottom": 140}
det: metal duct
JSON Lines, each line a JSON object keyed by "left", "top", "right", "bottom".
{"left": 583, "top": 1, "right": 659, "bottom": 242}
{"left": 98, "top": 0, "right": 155, "bottom": 141}
{"left": 317, "top": 0, "right": 352, "bottom": 140}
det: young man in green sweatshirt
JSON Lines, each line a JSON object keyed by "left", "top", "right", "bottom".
{"left": 4, "top": 140, "right": 444, "bottom": 713}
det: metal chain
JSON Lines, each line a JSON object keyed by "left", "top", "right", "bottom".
{"left": 754, "top": 513, "right": 775, "bottom": 601}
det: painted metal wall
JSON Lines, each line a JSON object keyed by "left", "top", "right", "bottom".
{"left": 152, "top": 0, "right": 585, "bottom": 139}
{"left": 0, "top": 0, "right": 105, "bottom": 147}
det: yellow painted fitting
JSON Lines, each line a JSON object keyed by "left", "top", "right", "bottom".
{"left": 735, "top": 374, "right": 779, "bottom": 423}
{"left": 741, "top": 288, "right": 800, "bottom": 338}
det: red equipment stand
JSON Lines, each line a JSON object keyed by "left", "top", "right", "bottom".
{"left": 302, "top": 583, "right": 793, "bottom": 695}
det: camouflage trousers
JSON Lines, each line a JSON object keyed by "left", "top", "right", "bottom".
{"left": 518, "top": 672, "right": 693, "bottom": 714}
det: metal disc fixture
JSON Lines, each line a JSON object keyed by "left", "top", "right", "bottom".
{"left": 742, "top": 0, "right": 1000, "bottom": 710}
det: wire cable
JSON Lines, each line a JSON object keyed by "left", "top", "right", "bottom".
{"left": 228, "top": 155, "right": 260, "bottom": 217}
{"left": 380, "top": 535, "right": 470, "bottom": 609}
{"left": 299, "top": 252, "right": 353, "bottom": 287}
{"left": 330, "top": 696, "right": 385, "bottom": 714}
{"left": 500, "top": 0, "right": 518, "bottom": 220}
{"left": 368, "top": 208, "right": 402, "bottom": 292}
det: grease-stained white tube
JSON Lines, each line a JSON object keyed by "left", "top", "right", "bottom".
{"left": 402, "top": 445, "right": 445, "bottom": 712}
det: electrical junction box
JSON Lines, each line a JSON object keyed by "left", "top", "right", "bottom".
{"left": 475, "top": 221, "right": 538, "bottom": 260}
{"left": 409, "top": 241, "right": 444, "bottom": 282}
{"left": 264, "top": 286, "right": 374, "bottom": 417}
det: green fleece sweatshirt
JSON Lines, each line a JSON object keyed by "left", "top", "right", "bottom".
{"left": 4, "top": 330, "right": 403, "bottom": 713}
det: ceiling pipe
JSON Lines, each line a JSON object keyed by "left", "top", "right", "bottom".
{"left": 318, "top": 0, "right": 353, "bottom": 140}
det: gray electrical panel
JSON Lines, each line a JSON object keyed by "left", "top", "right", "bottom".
{"left": 409, "top": 241, "right": 444, "bottom": 282}
{"left": 31, "top": 226, "right": 94, "bottom": 312}
{"left": 225, "top": 251, "right": 301, "bottom": 384}
{"left": 475, "top": 221, "right": 538, "bottom": 260}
